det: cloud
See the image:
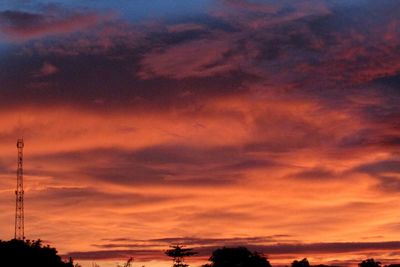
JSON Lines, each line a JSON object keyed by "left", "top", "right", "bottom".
{"left": 166, "top": 23, "right": 207, "bottom": 33}
{"left": 1, "top": 0, "right": 398, "bottom": 112}
{"left": 98, "top": 235, "right": 295, "bottom": 248}
{"left": 64, "top": 241, "right": 400, "bottom": 261}
{"left": 355, "top": 160, "right": 400, "bottom": 176}
{"left": 345, "top": 158, "right": 400, "bottom": 193}
{"left": 65, "top": 249, "right": 161, "bottom": 261}
{"left": 29, "top": 186, "right": 178, "bottom": 209}
{"left": 132, "top": 0, "right": 332, "bottom": 81}
{"left": 1, "top": 1, "right": 400, "bottom": 266}
{"left": 288, "top": 168, "right": 337, "bottom": 180}
{"left": 34, "top": 62, "right": 59, "bottom": 77}
{"left": 0, "top": 9, "right": 109, "bottom": 41}
{"left": 28, "top": 144, "right": 282, "bottom": 187}
{"left": 217, "top": 0, "right": 331, "bottom": 29}
{"left": 133, "top": 0, "right": 400, "bottom": 87}
{"left": 0, "top": 10, "right": 43, "bottom": 27}
{"left": 137, "top": 36, "right": 241, "bottom": 80}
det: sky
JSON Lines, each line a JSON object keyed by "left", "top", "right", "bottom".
{"left": 0, "top": 0, "right": 399, "bottom": 266}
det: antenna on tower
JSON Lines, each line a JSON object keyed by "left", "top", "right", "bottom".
{"left": 15, "top": 138, "right": 24, "bottom": 240}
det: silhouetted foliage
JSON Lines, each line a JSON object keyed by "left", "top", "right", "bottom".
{"left": 204, "top": 247, "right": 271, "bottom": 267}
{"left": 0, "top": 239, "right": 74, "bottom": 267}
{"left": 292, "top": 258, "right": 310, "bottom": 267}
{"left": 165, "top": 245, "right": 197, "bottom": 267}
{"left": 117, "top": 257, "right": 133, "bottom": 267}
{"left": 359, "top": 259, "right": 382, "bottom": 267}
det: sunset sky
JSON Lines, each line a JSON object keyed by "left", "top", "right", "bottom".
{"left": 0, "top": 0, "right": 400, "bottom": 266}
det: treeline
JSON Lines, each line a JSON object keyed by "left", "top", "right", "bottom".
{"left": 0, "top": 239, "right": 74, "bottom": 267}
{"left": 165, "top": 245, "right": 400, "bottom": 267}
{"left": 1, "top": 239, "right": 400, "bottom": 267}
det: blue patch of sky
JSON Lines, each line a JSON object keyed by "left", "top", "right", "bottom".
{"left": 0, "top": 0, "right": 215, "bottom": 22}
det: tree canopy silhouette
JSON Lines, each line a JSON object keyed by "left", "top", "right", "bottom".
{"left": 165, "top": 245, "right": 197, "bottom": 267}
{"left": 292, "top": 258, "right": 310, "bottom": 267}
{"left": 0, "top": 239, "right": 74, "bottom": 267}
{"left": 359, "top": 259, "right": 382, "bottom": 267}
{"left": 204, "top": 247, "right": 271, "bottom": 267}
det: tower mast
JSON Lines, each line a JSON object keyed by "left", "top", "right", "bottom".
{"left": 15, "top": 138, "right": 24, "bottom": 240}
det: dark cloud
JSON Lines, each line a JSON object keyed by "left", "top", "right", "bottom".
{"left": 224, "top": 159, "right": 278, "bottom": 171}
{"left": 352, "top": 160, "right": 400, "bottom": 193}
{"left": 28, "top": 145, "right": 280, "bottom": 187}
{"left": 0, "top": 45, "right": 247, "bottom": 111}
{"left": 0, "top": 10, "right": 44, "bottom": 28}
{"left": 0, "top": 159, "right": 12, "bottom": 177}
{"left": 27, "top": 187, "right": 177, "bottom": 208}
{"left": 375, "top": 176, "right": 400, "bottom": 193}
{"left": 245, "top": 241, "right": 400, "bottom": 255}
{"left": 0, "top": 0, "right": 399, "bottom": 115}
{"left": 98, "top": 235, "right": 295, "bottom": 248}
{"left": 65, "top": 241, "right": 400, "bottom": 261}
{"left": 65, "top": 249, "right": 161, "bottom": 261}
{"left": 355, "top": 160, "right": 400, "bottom": 176}
{"left": 288, "top": 168, "right": 337, "bottom": 180}
{"left": 374, "top": 74, "right": 400, "bottom": 89}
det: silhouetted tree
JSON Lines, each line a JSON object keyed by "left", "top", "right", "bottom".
{"left": 0, "top": 239, "right": 74, "bottom": 267}
{"left": 359, "top": 259, "right": 381, "bottom": 267}
{"left": 205, "top": 247, "right": 271, "bottom": 267}
{"left": 117, "top": 257, "right": 133, "bottom": 267}
{"left": 292, "top": 258, "right": 310, "bottom": 267}
{"left": 165, "top": 245, "right": 197, "bottom": 267}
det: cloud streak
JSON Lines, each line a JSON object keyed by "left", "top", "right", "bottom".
{"left": 0, "top": 9, "right": 108, "bottom": 41}
{"left": 64, "top": 241, "right": 400, "bottom": 261}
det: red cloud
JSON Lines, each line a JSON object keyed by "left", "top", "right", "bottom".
{"left": 0, "top": 10, "right": 109, "bottom": 41}
{"left": 138, "top": 36, "right": 242, "bottom": 79}
{"left": 37, "top": 62, "right": 59, "bottom": 76}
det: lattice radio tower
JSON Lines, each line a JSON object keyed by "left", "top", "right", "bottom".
{"left": 15, "top": 138, "right": 24, "bottom": 240}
